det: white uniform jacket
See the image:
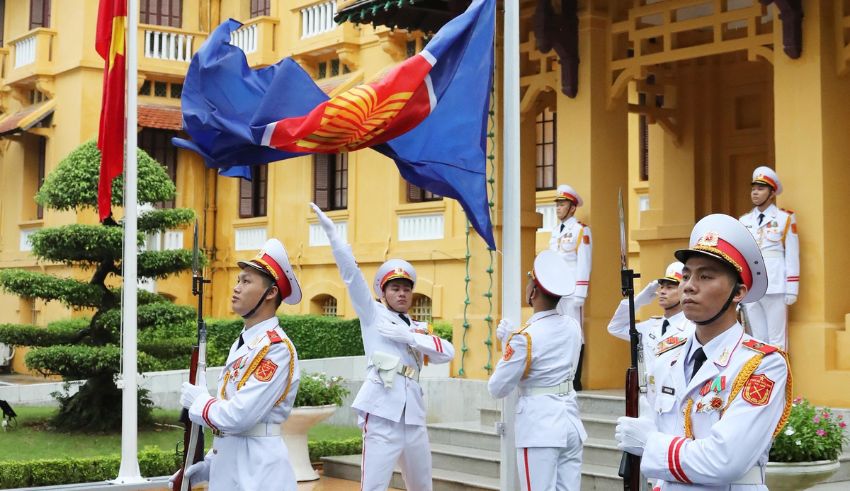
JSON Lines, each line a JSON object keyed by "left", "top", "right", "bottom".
{"left": 188, "top": 316, "right": 301, "bottom": 491}
{"left": 488, "top": 310, "right": 587, "bottom": 448}
{"left": 328, "top": 240, "right": 454, "bottom": 426}
{"left": 739, "top": 205, "right": 799, "bottom": 296}
{"left": 607, "top": 305, "right": 692, "bottom": 404}
{"left": 642, "top": 323, "right": 791, "bottom": 489}
{"left": 548, "top": 217, "right": 592, "bottom": 299}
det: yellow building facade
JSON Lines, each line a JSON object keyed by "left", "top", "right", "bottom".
{"left": 1, "top": 0, "right": 849, "bottom": 408}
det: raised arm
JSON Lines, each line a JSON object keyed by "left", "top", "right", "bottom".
{"left": 310, "top": 203, "right": 377, "bottom": 326}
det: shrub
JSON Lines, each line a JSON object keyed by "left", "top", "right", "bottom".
{"left": 770, "top": 397, "right": 849, "bottom": 462}
{"left": 432, "top": 320, "right": 453, "bottom": 343}
{"left": 295, "top": 373, "right": 350, "bottom": 407}
{"left": 0, "top": 448, "right": 179, "bottom": 488}
{"left": 309, "top": 437, "right": 361, "bottom": 463}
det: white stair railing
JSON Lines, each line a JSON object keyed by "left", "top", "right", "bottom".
{"left": 230, "top": 23, "right": 258, "bottom": 54}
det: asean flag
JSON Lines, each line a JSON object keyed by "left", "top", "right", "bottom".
{"left": 95, "top": 0, "right": 127, "bottom": 221}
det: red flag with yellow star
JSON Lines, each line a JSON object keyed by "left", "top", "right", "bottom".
{"left": 95, "top": 0, "right": 127, "bottom": 221}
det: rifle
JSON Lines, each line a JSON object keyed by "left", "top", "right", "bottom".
{"left": 173, "top": 220, "right": 209, "bottom": 491}
{"left": 617, "top": 190, "right": 643, "bottom": 490}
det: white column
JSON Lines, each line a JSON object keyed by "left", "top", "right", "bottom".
{"left": 500, "top": 0, "right": 520, "bottom": 488}
{"left": 114, "top": 0, "right": 144, "bottom": 483}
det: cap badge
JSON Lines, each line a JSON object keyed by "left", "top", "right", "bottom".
{"left": 697, "top": 231, "right": 719, "bottom": 247}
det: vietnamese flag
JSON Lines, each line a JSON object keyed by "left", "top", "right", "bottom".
{"left": 95, "top": 0, "right": 127, "bottom": 221}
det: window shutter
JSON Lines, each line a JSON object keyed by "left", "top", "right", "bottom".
{"left": 314, "top": 154, "right": 330, "bottom": 210}
{"left": 239, "top": 177, "right": 254, "bottom": 218}
{"left": 407, "top": 182, "right": 422, "bottom": 203}
{"left": 639, "top": 115, "right": 649, "bottom": 181}
{"left": 333, "top": 153, "right": 348, "bottom": 210}
{"left": 256, "top": 166, "right": 268, "bottom": 217}
{"left": 0, "top": 0, "right": 6, "bottom": 47}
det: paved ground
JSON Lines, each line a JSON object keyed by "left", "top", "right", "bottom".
{"left": 0, "top": 372, "right": 54, "bottom": 386}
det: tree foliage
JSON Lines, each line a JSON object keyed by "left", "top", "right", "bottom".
{"left": 0, "top": 140, "right": 198, "bottom": 431}
{"left": 36, "top": 140, "right": 176, "bottom": 211}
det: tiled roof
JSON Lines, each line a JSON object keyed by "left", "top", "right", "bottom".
{"left": 0, "top": 100, "right": 56, "bottom": 136}
{"left": 138, "top": 104, "right": 183, "bottom": 131}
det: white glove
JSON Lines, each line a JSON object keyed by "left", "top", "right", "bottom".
{"left": 168, "top": 458, "right": 211, "bottom": 489}
{"left": 785, "top": 294, "right": 797, "bottom": 306}
{"left": 496, "top": 319, "right": 515, "bottom": 342}
{"left": 635, "top": 280, "right": 659, "bottom": 308}
{"left": 180, "top": 381, "right": 209, "bottom": 409}
{"left": 309, "top": 202, "right": 338, "bottom": 241}
{"left": 615, "top": 397, "right": 656, "bottom": 456}
{"left": 377, "top": 323, "right": 415, "bottom": 345}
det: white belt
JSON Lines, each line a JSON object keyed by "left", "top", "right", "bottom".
{"left": 762, "top": 250, "right": 784, "bottom": 258}
{"left": 520, "top": 380, "right": 573, "bottom": 397}
{"left": 732, "top": 466, "right": 764, "bottom": 485}
{"left": 213, "top": 422, "right": 281, "bottom": 438}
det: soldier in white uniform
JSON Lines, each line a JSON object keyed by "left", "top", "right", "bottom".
{"left": 607, "top": 262, "right": 693, "bottom": 405}
{"left": 615, "top": 214, "right": 792, "bottom": 490}
{"left": 739, "top": 166, "right": 799, "bottom": 349}
{"left": 173, "top": 239, "right": 303, "bottom": 491}
{"left": 311, "top": 203, "right": 454, "bottom": 491}
{"left": 489, "top": 250, "right": 587, "bottom": 491}
{"left": 548, "top": 184, "right": 592, "bottom": 390}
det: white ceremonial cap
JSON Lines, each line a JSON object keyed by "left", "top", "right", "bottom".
{"left": 373, "top": 259, "right": 417, "bottom": 298}
{"left": 674, "top": 214, "right": 767, "bottom": 303}
{"left": 554, "top": 184, "right": 583, "bottom": 207}
{"left": 529, "top": 250, "right": 575, "bottom": 297}
{"left": 751, "top": 166, "right": 782, "bottom": 195}
{"left": 237, "top": 238, "right": 302, "bottom": 305}
{"left": 657, "top": 261, "right": 684, "bottom": 284}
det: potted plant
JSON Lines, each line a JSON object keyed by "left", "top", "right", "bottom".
{"left": 766, "top": 397, "right": 848, "bottom": 490}
{"left": 281, "top": 372, "right": 349, "bottom": 481}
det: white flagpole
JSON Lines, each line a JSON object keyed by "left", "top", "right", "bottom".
{"left": 116, "top": 0, "right": 144, "bottom": 482}
{"left": 500, "top": 0, "right": 521, "bottom": 489}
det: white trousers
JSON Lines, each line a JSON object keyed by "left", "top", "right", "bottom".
{"left": 359, "top": 413, "right": 432, "bottom": 491}
{"left": 744, "top": 293, "right": 788, "bottom": 349}
{"left": 516, "top": 442, "right": 583, "bottom": 491}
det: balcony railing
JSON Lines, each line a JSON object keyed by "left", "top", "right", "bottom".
{"left": 301, "top": 1, "right": 338, "bottom": 39}
{"left": 231, "top": 23, "right": 258, "bottom": 54}
{"left": 309, "top": 221, "right": 347, "bottom": 246}
{"left": 5, "top": 28, "right": 56, "bottom": 83}
{"left": 143, "top": 28, "right": 196, "bottom": 62}
{"left": 235, "top": 226, "right": 267, "bottom": 251}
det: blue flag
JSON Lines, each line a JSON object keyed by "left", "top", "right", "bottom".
{"left": 174, "top": 0, "right": 496, "bottom": 248}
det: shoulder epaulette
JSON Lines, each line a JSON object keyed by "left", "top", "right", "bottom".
{"left": 742, "top": 339, "right": 780, "bottom": 355}
{"left": 650, "top": 315, "right": 662, "bottom": 320}
{"left": 656, "top": 336, "right": 687, "bottom": 355}
{"left": 780, "top": 207, "right": 795, "bottom": 215}
{"left": 267, "top": 329, "right": 283, "bottom": 344}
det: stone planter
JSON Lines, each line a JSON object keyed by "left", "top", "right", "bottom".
{"left": 281, "top": 404, "right": 339, "bottom": 481}
{"left": 765, "top": 459, "right": 840, "bottom": 490}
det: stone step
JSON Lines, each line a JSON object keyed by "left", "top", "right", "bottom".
{"left": 581, "top": 462, "right": 628, "bottom": 491}
{"left": 322, "top": 454, "right": 500, "bottom": 491}
{"left": 430, "top": 443, "right": 500, "bottom": 479}
{"left": 479, "top": 407, "right": 500, "bottom": 427}
{"left": 583, "top": 437, "right": 624, "bottom": 468}
{"left": 582, "top": 412, "right": 619, "bottom": 440}
{"left": 479, "top": 390, "right": 627, "bottom": 428}
{"left": 322, "top": 454, "right": 624, "bottom": 491}
{"left": 428, "top": 420, "right": 500, "bottom": 452}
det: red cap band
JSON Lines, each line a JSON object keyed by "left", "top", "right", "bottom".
{"left": 753, "top": 174, "right": 777, "bottom": 190}
{"left": 253, "top": 253, "right": 292, "bottom": 300}
{"left": 694, "top": 238, "right": 752, "bottom": 290}
{"left": 380, "top": 268, "right": 413, "bottom": 290}
{"left": 556, "top": 192, "right": 578, "bottom": 204}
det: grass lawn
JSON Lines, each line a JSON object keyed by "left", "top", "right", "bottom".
{"left": 0, "top": 406, "right": 360, "bottom": 462}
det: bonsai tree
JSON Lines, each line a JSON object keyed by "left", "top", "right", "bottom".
{"left": 0, "top": 140, "right": 199, "bottom": 431}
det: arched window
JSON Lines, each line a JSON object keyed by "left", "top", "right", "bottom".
{"left": 311, "top": 295, "right": 338, "bottom": 317}
{"left": 410, "top": 294, "right": 432, "bottom": 323}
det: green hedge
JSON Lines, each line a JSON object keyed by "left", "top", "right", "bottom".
{"left": 0, "top": 439, "right": 362, "bottom": 487}
{"left": 0, "top": 448, "right": 179, "bottom": 488}
{"left": 309, "top": 437, "right": 362, "bottom": 463}
{"left": 206, "top": 314, "right": 364, "bottom": 366}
